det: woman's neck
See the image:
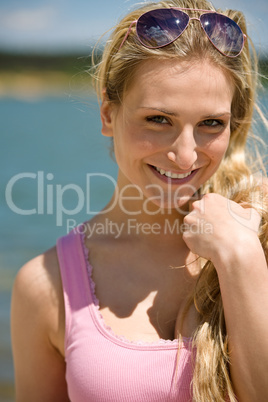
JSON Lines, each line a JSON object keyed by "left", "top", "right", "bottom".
{"left": 95, "top": 190, "right": 190, "bottom": 248}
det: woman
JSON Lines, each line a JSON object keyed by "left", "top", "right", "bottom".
{"left": 11, "top": 0, "right": 268, "bottom": 401}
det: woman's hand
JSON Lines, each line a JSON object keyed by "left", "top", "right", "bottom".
{"left": 182, "top": 193, "right": 261, "bottom": 265}
{"left": 183, "top": 193, "right": 268, "bottom": 401}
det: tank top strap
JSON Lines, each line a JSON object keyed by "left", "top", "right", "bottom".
{"left": 56, "top": 228, "right": 93, "bottom": 328}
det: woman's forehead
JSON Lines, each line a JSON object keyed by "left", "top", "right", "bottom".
{"left": 123, "top": 58, "right": 234, "bottom": 112}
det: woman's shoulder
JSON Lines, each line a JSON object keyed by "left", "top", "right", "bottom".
{"left": 11, "top": 247, "right": 68, "bottom": 398}
{"left": 13, "top": 246, "right": 61, "bottom": 306}
{"left": 12, "top": 246, "right": 64, "bottom": 350}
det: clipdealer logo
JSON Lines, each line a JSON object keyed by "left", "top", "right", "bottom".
{"left": 5, "top": 171, "right": 198, "bottom": 227}
{"left": 5, "top": 171, "right": 117, "bottom": 226}
{"left": 6, "top": 170, "right": 263, "bottom": 232}
{"left": 70, "top": 217, "right": 213, "bottom": 239}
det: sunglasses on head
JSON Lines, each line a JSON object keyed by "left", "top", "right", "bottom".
{"left": 119, "top": 7, "right": 246, "bottom": 58}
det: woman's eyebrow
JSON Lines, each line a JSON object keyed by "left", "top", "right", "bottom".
{"left": 202, "top": 112, "right": 232, "bottom": 119}
{"left": 138, "top": 107, "right": 178, "bottom": 116}
{"left": 138, "top": 107, "right": 232, "bottom": 119}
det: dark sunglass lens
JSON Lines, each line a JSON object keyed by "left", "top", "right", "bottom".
{"left": 137, "top": 9, "right": 189, "bottom": 48}
{"left": 200, "top": 13, "right": 244, "bottom": 57}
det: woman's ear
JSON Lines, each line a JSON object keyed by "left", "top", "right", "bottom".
{"left": 100, "top": 97, "right": 116, "bottom": 138}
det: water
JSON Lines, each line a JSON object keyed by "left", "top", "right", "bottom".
{"left": 1, "top": 89, "right": 267, "bottom": 401}
{"left": 0, "top": 93, "right": 118, "bottom": 401}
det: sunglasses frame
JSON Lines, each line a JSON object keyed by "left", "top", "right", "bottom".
{"left": 119, "top": 7, "right": 246, "bottom": 58}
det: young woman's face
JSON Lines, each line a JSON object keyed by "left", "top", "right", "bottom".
{"left": 102, "top": 59, "right": 234, "bottom": 210}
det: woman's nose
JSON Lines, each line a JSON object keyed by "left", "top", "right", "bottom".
{"left": 167, "top": 126, "right": 197, "bottom": 170}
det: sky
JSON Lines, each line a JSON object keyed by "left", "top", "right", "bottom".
{"left": 0, "top": 0, "right": 267, "bottom": 54}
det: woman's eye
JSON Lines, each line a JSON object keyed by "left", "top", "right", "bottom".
{"left": 201, "top": 119, "right": 224, "bottom": 127}
{"left": 146, "top": 115, "right": 169, "bottom": 124}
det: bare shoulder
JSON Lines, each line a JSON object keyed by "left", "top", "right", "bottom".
{"left": 14, "top": 246, "right": 59, "bottom": 290}
{"left": 12, "top": 246, "right": 65, "bottom": 350}
{"left": 13, "top": 247, "right": 62, "bottom": 323}
{"left": 11, "top": 247, "right": 68, "bottom": 401}
{"left": 14, "top": 246, "right": 61, "bottom": 295}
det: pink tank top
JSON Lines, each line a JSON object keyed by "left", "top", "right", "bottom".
{"left": 57, "top": 228, "right": 194, "bottom": 401}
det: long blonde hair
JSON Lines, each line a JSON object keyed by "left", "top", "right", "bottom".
{"left": 92, "top": 0, "right": 268, "bottom": 400}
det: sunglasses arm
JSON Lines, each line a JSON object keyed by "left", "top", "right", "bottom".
{"left": 118, "top": 20, "right": 138, "bottom": 50}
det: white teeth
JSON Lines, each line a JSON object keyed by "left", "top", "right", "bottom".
{"left": 155, "top": 166, "right": 192, "bottom": 179}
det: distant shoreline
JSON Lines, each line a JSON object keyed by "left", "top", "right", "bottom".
{"left": 0, "top": 58, "right": 267, "bottom": 101}
{"left": 0, "top": 50, "right": 267, "bottom": 100}
{"left": 0, "top": 71, "right": 93, "bottom": 100}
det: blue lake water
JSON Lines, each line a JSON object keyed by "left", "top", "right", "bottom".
{"left": 0, "top": 93, "right": 118, "bottom": 400}
{"left": 1, "top": 88, "right": 267, "bottom": 400}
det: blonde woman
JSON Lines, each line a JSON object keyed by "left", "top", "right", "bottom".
{"left": 11, "top": 0, "right": 268, "bottom": 401}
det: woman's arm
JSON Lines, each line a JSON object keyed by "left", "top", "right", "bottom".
{"left": 11, "top": 247, "right": 69, "bottom": 402}
{"left": 183, "top": 193, "right": 268, "bottom": 402}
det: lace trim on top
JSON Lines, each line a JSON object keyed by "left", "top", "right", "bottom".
{"left": 80, "top": 231, "right": 192, "bottom": 347}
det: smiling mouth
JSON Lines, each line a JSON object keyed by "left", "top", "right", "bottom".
{"left": 153, "top": 166, "right": 193, "bottom": 179}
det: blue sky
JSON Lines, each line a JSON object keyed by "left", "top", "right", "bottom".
{"left": 0, "top": 0, "right": 267, "bottom": 54}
